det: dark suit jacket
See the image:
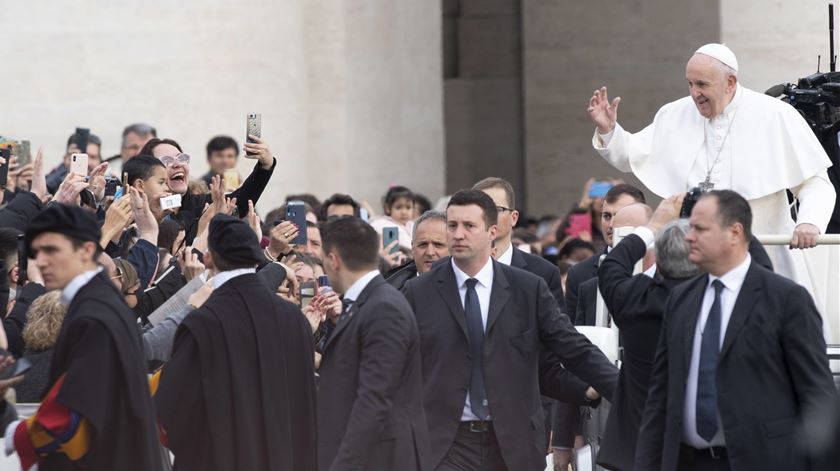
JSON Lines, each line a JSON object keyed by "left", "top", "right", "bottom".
{"left": 635, "top": 261, "right": 837, "bottom": 471}
{"left": 511, "top": 247, "right": 565, "bottom": 311}
{"left": 595, "top": 234, "right": 686, "bottom": 471}
{"left": 385, "top": 259, "right": 418, "bottom": 292}
{"left": 319, "top": 275, "right": 431, "bottom": 471}
{"left": 404, "top": 259, "right": 618, "bottom": 471}
{"left": 574, "top": 277, "right": 599, "bottom": 326}
{"left": 564, "top": 250, "right": 603, "bottom": 320}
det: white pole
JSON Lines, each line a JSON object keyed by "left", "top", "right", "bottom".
{"left": 754, "top": 234, "right": 840, "bottom": 245}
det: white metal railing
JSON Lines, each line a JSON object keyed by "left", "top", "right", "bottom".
{"left": 755, "top": 234, "right": 840, "bottom": 245}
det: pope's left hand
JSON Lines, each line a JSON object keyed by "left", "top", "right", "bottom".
{"left": 790, "top": 223, "right": 820, "bottom": 249}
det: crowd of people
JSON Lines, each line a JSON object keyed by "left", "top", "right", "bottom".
{"left": 0, "top": 41, "right": 837, "bottom": 471}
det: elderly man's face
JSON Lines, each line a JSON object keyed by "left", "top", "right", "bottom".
{"left": 685, "top": 54, "right": 737, "bottom": 119}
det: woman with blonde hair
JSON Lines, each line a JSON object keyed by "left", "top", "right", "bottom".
{"left": 16, "top": 291, "right": 66, "bottom": 402}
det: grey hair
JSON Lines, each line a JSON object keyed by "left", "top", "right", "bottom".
{"left": 412, "top": 210, "right": 447, "bottom": 243}
{"left": 122, "top": 123, "right": 157, "bottom": 141}
{"left": 655, "top": 219, "right": 701, "bottom": 279}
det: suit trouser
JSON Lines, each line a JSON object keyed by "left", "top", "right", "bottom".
{"left": 436, "top": 422, "right": 507, "bottom": 471}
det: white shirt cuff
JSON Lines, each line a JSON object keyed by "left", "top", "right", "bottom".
{"left": 632, "top": 227, "right": 656, "bottom": 250}
{"left": 4, "top": 419, "right": 20, "bottom": 456}
{"left": 596, "top": 128, "right": 615, "bottom": 147}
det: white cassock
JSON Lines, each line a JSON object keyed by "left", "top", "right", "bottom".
{"left": 593, "top": 84, "right": 838, "bottom": 340}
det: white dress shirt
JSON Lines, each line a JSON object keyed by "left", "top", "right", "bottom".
{"left": 451, "top": 257, "right": 494, "bottom": 421}
{"left": 343, "top": 270, "right": 380, "bottom": 303}
{"left": 60, "top": 267, "right": 103, "bottom": 306}
{"left": 682, "top": 253, "right": 752, "bottom": 448}
{"left": 212, "top": 268, "right": 256, "bottom": 289}
{"left": 496, "top": 243, "right": 514, "bottom": 266}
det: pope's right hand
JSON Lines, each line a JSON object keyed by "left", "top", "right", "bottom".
{"left": 588, "top": 86, "right": 621, "bottom": 135}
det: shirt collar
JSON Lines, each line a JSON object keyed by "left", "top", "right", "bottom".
{"left": 343, "top": 270, "right": 380, "bottom": 302}
{"left": 707, "top": 253, "right": 751, "bottom": 293}
{"left": 451, "top": 256, "right": 494, "bottom": 290}
{"left": 60, "top": 267, "right": 104, "bottom": 306}
{"left": 497, "top": 243, "right": 514, "bottom": 266}
{"left": 212, "top": 268, "right": 256, "bottom": 289}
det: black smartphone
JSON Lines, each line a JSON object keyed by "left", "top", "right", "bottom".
{"left": 0, "top": 147, "right": 10, "bottom": 188}
{"left": 104, "top": 177, "right": 120, "bottom": 197}
{"left": 383, "top": 226, "right": 399, "bottom": 254}
{"left": 74, "top": 127, "right": 90, "bottom": 153}
{"left": 0, "top": 357, "right": 31, "bottom": 380}
{"left": 285, "top": 201, "right": 308, "bottom": 245}
{"left": 16, "top": 234, "right": 27, "bottom": 287}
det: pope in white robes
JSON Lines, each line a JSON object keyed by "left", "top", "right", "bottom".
{"left": 588, "top": 43, "right": 837, "bottom": 339}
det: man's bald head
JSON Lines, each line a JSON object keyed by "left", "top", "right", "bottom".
{"left": 613, "top": 203, "right": 653, "bottom": 228}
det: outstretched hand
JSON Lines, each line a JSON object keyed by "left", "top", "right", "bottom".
{"left": 588, "top": 86, "right": 621, "bottom": 134}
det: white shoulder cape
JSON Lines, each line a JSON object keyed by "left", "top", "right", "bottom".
{"left": 595, "top": 86, "right": 832, "bottom": 200}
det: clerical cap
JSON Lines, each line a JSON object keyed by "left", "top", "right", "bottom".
{"left": 208, "top": 214, "right": 265, "bottom": 266}
{"left": 694, "top": 43, "right": 739, "bottom": 72}
{"left": 24, "top": 203, "right": 101, "bottom": 257}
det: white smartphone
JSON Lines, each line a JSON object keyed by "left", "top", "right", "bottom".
{"left": 70, "top": 153, "right": 88, "bottom": 175}
{"left": 160, "top": 194, "right": 182, "bottom": 211}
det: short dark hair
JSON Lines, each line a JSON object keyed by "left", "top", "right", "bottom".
{"left": 123, "top": 155, "right": 166, "bottom": 186}
{"left": 604, "top": 183, "right": 645, "bottom": 205}
{"left": 319, "top": 193, "right": 360, "bottom": 221}
{"left": 472, "top": 177, "right": 516, "bottom": 209}
{"left": 383, "top": 186, "right": 414, "bottom": 209}
{"left": 206, "top": 135, "right": 240, "bottom": 159}
{"left": 320, "top": 217, "right": 379, "bottom": 271}
{"left": 446, "top": 190, "right": 498, "bottom": 228}
{"left": 66, "top": 132, "right": 102, "bottom": 149}
{"left": 157, "top": 219, "right": 185, "bottom": 254}
{"left": 700, "top": 190, "right": 753, "bottom": 240}
{"left": 139, "top": 138, "right": 182, "bottom": 157}
{"left": 414, "top": 193, "right": 432, "bottom": 215}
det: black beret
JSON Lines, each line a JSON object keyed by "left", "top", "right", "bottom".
{"left": 208, "top": 214, "right": 264, "bottom": 266}
{"left": 24, "top": 203, "right": 101, "bottom": 257}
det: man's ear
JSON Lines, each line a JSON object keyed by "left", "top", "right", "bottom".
{"left": 510, "top": 210, "right": 520, "bottom": 227}
{"left": 204, "top": 250, "right": 216, "bottom": 271}
{"left": 488, "top": 224, "right": 498, "bottom": 242}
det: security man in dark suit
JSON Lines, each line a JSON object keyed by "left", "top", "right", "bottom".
{"left": 565, "top": 184, "right": 646, "bottom": 320}
{"left": 404, "top": 190, "right": 618, "bottom": 471}
{"left": 635, "top": 190, "right": 837, "bottom": 471}
{"left": 596, "top": 198, "right": 698, "bottom": 470}
{"left": 317, "top": 216, "right": 430, "bottom": 471}
{"left": 473, "top": 177, "right": 602, "bottom": 467}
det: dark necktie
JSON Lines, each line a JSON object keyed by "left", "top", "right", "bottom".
{"left": 464, "top": 278, "right": 489, "bottom": 420}
{"left": 696, "top": 279, "right": 725, "bottom": 442}
{"left": 317, "top": 298, "right": 354, "bottom": 352}
{"left": 337, "top": 298, "right": 355, "bottom": 324}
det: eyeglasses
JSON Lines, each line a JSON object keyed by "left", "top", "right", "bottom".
{"left": 110, "top": 266, "right": 123, "bottom": 281}
{"left": 159, "top": 153, "right": 190, "bottom": 167}
{"left": 496, "top": 205, "right": 514, "bottom": 213}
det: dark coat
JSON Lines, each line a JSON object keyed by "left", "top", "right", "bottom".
{"left": 318, "top": 275, "right": 431, "bottom": 471}
{"left": 635, "top": 262, "right": 837, "bottom": 471}
{"left": 385, "top": 259, "right": 418, "bottom": 292}
{"left": 175, "top": 159, "right": 276, "bottom": 244}
{"left": 46, "top": 271, "right": 163, "bottom": 471}
{"left": 15, "top": 349, "right": 53, "bottom": 403}
{"left": 156, "top": 273, "right": 317, "bottom": 471}
{"left": 594, "top": 234, "right": 686, "bottom": 471}
{"left": 404, "top": 259, "right": 618, "bottom": 471}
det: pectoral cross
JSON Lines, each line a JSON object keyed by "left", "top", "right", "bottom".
{"left": 698, "top": 176, "right": 715, "bottom": 191}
